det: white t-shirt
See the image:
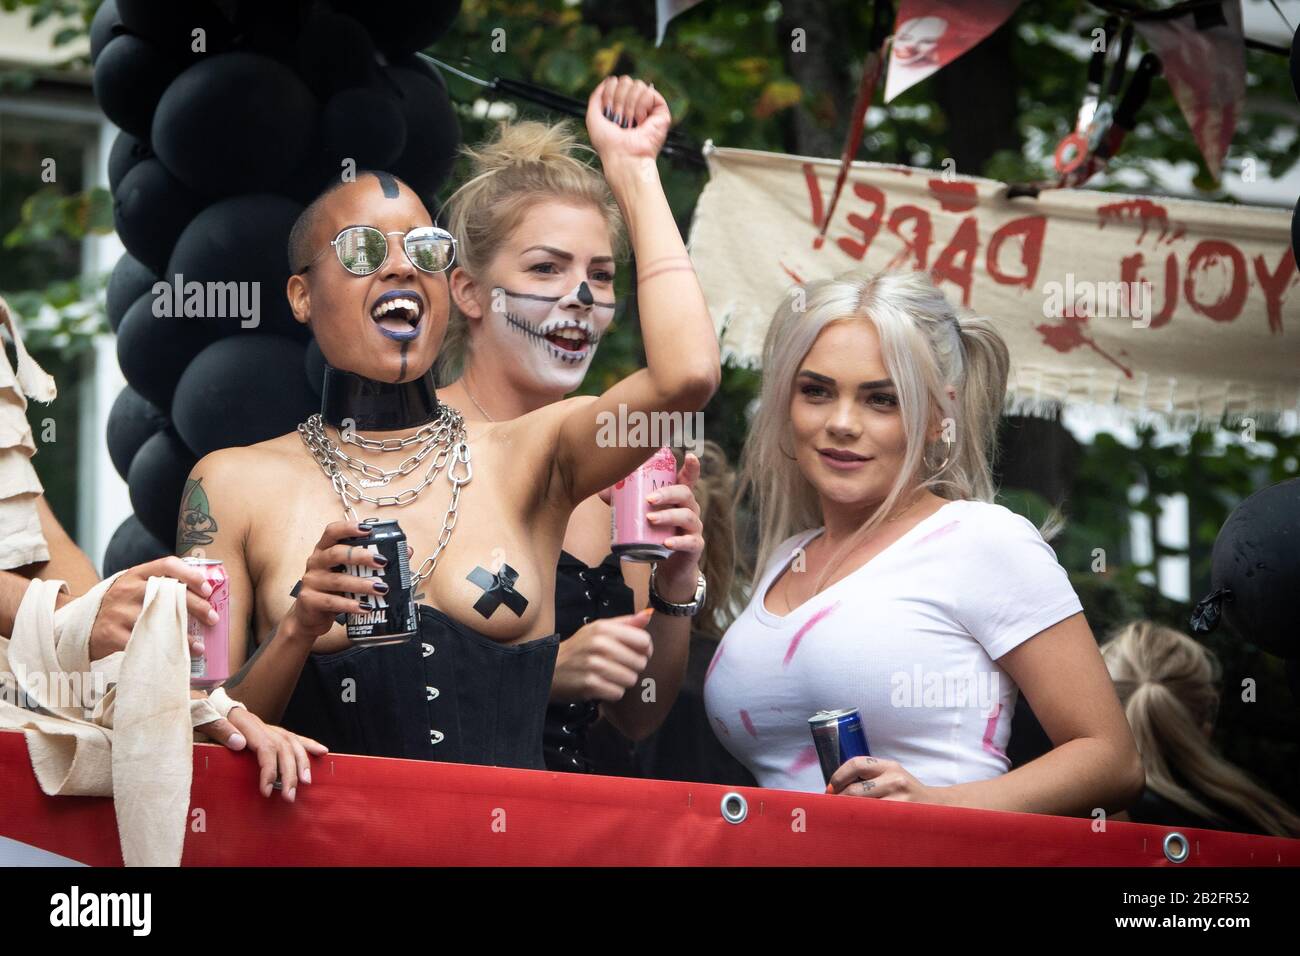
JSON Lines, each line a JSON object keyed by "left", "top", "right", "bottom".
{"left": 703, "top": 499, "right": 1083, "bottom": 793}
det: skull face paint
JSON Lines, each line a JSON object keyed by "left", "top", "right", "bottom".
{"left": 488, "top": 281, "right": 615, "bottom": 392}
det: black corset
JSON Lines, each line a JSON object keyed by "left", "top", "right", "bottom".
{"left": 544, "top": 550, "right": 636, "bottom": 773}
{"left": 280, "top": 604, "right": 558, "bottom": 768}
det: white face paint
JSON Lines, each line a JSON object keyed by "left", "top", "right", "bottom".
{"left": 484, "top": 281, "right": 616, "bottom": 394}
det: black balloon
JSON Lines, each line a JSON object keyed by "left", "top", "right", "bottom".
{"left": 1290, "top": 24, "right": 1300, "bottom": 106}
{"left": 116, "top": 290, "right": 216, "bottom": 411}
{"left": 93, "top": 34, "right": 182, "bottom": 140}
{"left": 172, "top": 335, "right": 319, "bottom": 457}
{"left": 1293, "top": 196, "right": 1299, "bottom": 271}
{"left": 106, "top": 385, "right": 169, "bottom": 481}
{"left": 322, "top": 87, "right": 408, "bottom": 171}
{"left": 332, "top": 0, "right": 461, "bottom": 57}
{"left": 1209, "top": 477, "right": 1300, "bottom": 660}
{"left": 385, "top": 64, "right": 460, "bottom": 202}
{"left": 296, "top": 12, "right": 379, "bottom": 97}
{"left": 89, "top": 0, "right": 121, "bottom": 65}
{"left": 115, "top": 0, "right": 234, "bottom": 59}
{"left": 152, "top": 53, "right": 318, "bottom": 197}
{"left": 304, "top": 337, "right": 326, "bottom": 398}
{"left": 167, "top": 194, "right": 306, "bottom": 341}
{"left": 102, "top": 514, "right": 171, "bottom": 578}
{"left": 106, "top": 253, "right": 159, "bottom": 334}
{"left": 128, "top": 428, "right": 197, "bottom": 545}
{"left": 112, "top": 158, "right": 206, "bottom": 276}
{"left": 107, "top": 130, "right": 153, "bottom": 194}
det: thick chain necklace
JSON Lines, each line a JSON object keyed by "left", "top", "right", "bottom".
{"left": 297, "top": 407, "right": 472, "bottom": 588}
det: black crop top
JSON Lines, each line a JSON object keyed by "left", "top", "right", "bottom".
{"left": 543, "top": 550, "right": 636, "bottom": 772}
{"left": 280, "top": 604, "right": 559, "bottom": 769}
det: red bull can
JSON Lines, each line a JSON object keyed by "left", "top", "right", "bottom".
{"left": 809, "top": 708, "right": 871, "bottom": 784}
{"left": 183, "top": 557, "right": 229, "bottom": 689}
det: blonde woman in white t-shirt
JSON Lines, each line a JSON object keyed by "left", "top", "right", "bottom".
{"left": 704, "top": 270, "right": 1143, "bottom": 815}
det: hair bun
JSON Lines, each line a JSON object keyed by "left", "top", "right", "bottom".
{"left": 464, "top": 120, "right": 590, "bottom": 177}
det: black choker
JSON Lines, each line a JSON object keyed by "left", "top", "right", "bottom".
{"left": 320, "top": 363, "right": 442, "bottom": 431}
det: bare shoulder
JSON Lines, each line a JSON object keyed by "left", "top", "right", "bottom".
{"left": 493, "top": 395, "right": 596, "bottom": 449}
{"left": 194, "top": 432, "right": 302, "bottom": 475}
{"left": 181, "top": 433, "right": 304, "bottom": 547}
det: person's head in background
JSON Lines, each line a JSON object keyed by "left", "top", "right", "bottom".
{"left": 1102, "top": 620, "right": 1300, "bottom": 838}
{"left": 738, "top": 270, "right": 1012, "bottom": 592}
{"left": 286, "top": 171, "right": 455, "bottom": 385}
{"left": 437, "top": 120, "right": 625, "bottom": 408}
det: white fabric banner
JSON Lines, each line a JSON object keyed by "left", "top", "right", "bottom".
{"left": 688, "top": 146, "right": 1300, "bottom": 429}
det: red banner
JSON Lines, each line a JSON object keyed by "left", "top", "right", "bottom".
{"left": 0, "top": 731, "right": 1295, "bottom": 866}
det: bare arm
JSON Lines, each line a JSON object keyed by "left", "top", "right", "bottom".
{"left": 939, "top": 613, "right": 1144, "bottom": 815}
{"left": 9, "top": 496, "right": 100, "bottom": 595}
{"left": 601, "top": 560, "right": 691, "bottom": 741}
{"left": 177, "top": 452, "right": 257, "bottom": 670}
{"left": 551, "top": 78, "right": 720, "bottom": 507}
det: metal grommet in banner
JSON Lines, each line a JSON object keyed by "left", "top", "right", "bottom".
{"left": 720, "top": 791, "right": 748, "bottom": 825}
{"left": 1163, "top": 831, "right": 1190, "bottom": 863}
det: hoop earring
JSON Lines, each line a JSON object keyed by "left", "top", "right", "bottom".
{"left": 926, "top": 437, "right": 953, "bottom": 472}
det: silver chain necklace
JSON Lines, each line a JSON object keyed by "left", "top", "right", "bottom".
{"left": 297, "top": 407, "right": 472, "bottom": 588}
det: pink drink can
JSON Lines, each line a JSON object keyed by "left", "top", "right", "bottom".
{"left": 610, "top": 446, "right": 676, "bottom": 562}
{"left": 183, "top": 557, "right": 229, "bottom": 689}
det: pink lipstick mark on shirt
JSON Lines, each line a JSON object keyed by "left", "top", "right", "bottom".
{"left": 703, "top": 638, "right": 726, "bottom": 687}
{"left": 914, "top": 519, "right": 961, "bottom": 548}
{"left": 981, "top": 703, "right": 1006, "bottom": 759}
{"left": 714, "top": 716, "right": 730, "bottom": 737}
{"left": 789, "top": 744, "right": 819, "bottom": 774}
{"left": 740, "top": 709, "right": 758, "bottom": 738}
{"left": 783, "top": 601, "right": 841, "bottom": 667}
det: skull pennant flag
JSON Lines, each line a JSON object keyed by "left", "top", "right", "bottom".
{"left": 884, "top": 0, "right": 1025, "bottom": 103}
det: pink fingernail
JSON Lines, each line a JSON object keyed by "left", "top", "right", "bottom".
{"left": 201, "top": 582, "right": 213, "bottom": 597}
{"left": 192, "top": 641, "right": 205, "bottom": 655}
{"left": 302, "top": 767, "right": 311, "bottom": 784}
{"left": 228, "top": 732, "right": 246, "bottom": 749}
{"left": 208, "top": 609, "right": 219, "bottom": 624}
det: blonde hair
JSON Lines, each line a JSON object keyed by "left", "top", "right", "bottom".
{"left": 436, "top": 120, "right": 625, "bottom": 382}
{"left": 737, "top": 270, "right": 1012, "bottom": 592}
{"left": 1102, "top": 621, "right": 1300, "bottom": 837}
{"left": 688, "top": 440, "right": 741, "bottom": 638}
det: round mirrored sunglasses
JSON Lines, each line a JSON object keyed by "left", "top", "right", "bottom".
{"left": 299, "top": 225, "right": 456, "bottom": 276}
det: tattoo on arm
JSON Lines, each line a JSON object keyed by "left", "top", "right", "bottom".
{"left": 177, "top": 477, "right": 218, "bottom": 553}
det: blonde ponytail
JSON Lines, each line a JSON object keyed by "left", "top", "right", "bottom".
{"left": 1102, "top": 621, "right": 1300, "bottom": 838}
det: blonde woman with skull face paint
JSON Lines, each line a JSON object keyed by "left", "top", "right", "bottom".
{"left": 437, "top": 84, "right": 711, "bottom": 772}
{"left": 704, "top": 271, "right": 1144, "bottom": 815}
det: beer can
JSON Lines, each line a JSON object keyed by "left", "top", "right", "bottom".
{"left": 340, "top": 518, "right": 416, "bottom": 646}
{"left": 183, "top": 557, "right": 229, "bottom": 689}
{"left": 809, "top": 708, "right": 871, "bottom": 784}
{"left": 610, "top": 446, "right": 676, "bottom": 562}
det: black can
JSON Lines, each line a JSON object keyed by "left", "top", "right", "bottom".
{"left": 340, "top": 518, "right": 416, "bottom": 646}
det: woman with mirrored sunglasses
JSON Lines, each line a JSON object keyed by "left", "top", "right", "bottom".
{"left": 182, "top": 77, "right": 721, "bottom": 773}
